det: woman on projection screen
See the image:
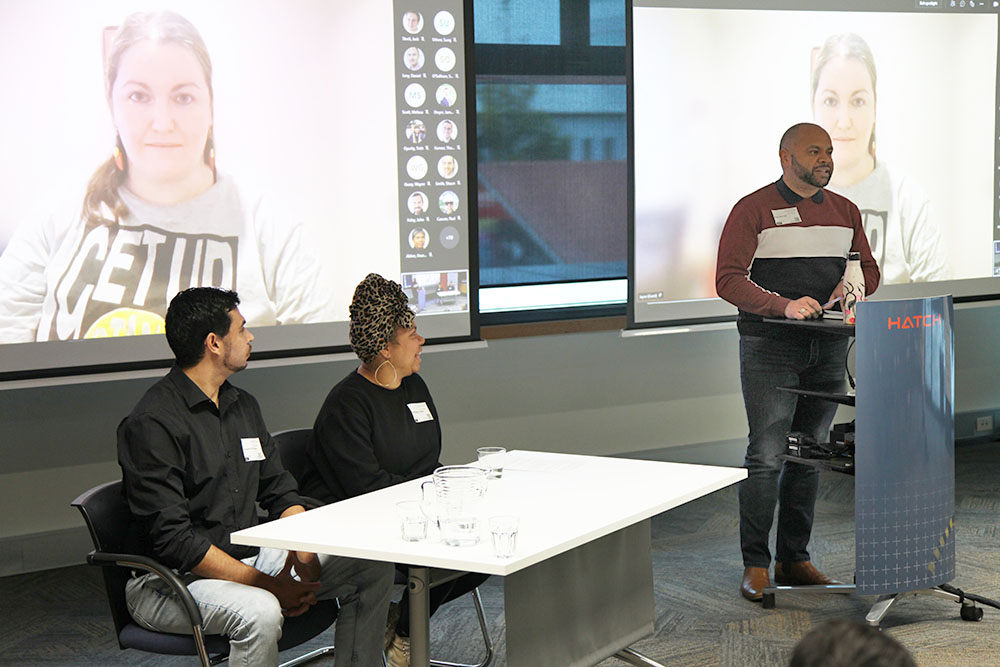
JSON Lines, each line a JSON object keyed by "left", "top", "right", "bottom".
{"left": 811, "top": 32, "right": 947, "bottom": 285}
{"left": 0, "top": 10, "right": 329, "bottom": 343}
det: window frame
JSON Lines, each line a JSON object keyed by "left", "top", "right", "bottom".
{"left": 474, "top": 0, "right": 628, "bottom": 326}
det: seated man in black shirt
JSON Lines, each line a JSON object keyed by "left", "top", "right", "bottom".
{"left": 118, "top": 287, "right": 393, "bottom": 666}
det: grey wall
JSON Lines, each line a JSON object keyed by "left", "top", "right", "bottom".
{"left": 2, "top": 303, "right": 998, "bottom": 574}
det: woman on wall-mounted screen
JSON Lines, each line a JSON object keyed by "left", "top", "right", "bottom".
{"left": 0, "top": 10, "right": 328, "bottom": 344}
{"left": 811, "top": 33, "right": 946, "bottom": 284}
{"left": 300, "top": 273, "right": 488, "bottom": 667}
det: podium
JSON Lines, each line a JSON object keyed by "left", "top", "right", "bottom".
{"left": 856, "top": 296, "right": 955, "bottom": 595}
{"left": 763, "top": 296, "right": 986, "bottom": 625}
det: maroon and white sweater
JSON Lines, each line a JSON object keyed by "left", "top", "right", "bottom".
{"left": 716, "top": 178, "right": 880, "bottom": 339}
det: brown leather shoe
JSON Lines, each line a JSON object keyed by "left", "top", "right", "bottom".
{"left": 741, "top": 566, "right": 770, "bottom": 601}
{"left": 774, "top": 561, "right": 841, "bottom": 586}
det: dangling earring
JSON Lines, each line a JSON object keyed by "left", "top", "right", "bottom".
{"left": 374, "top": 359, "right": 398, "bottom": 387}
{"left": 209, "top": 147, "right": 216, "bottom": 173}
{"left": 112, "top": 145, "right": 125, "bottom": 172}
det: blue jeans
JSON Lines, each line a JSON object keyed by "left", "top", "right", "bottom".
{"left": 738, "top": 334, "right": 847, "bottom": 568}
{"left": 125, "top": 548, "right": 393, "bottom": 666}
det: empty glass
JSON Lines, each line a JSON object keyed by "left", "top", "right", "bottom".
{"left": 476, "top": 446, "right": 506, "bottom": 480}
{"left": 396, "top": 501, "right": 427, "bottom": 541}
{"left": 489, "top": 515, "right": 519, "bottom": 558}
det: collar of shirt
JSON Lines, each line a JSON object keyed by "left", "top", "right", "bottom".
{"left": 775, "top": 177, "right": 825, "bottom": 205}
{"left": 166, "top": 365, "right": 239, "bottom": 413}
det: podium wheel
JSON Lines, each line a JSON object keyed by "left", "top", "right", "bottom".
{"left": 960, "top": 605, "right": 984, "bottom": 622}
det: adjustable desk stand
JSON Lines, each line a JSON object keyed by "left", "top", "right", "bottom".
{"left": 760, "top": 297, "right": 988, "bottom": 626}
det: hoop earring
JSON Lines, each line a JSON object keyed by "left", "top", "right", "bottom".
{"left": 112, "top": 145, "right": 125, "bottom": 172}
{"left": 374, "top": 359, "right": 397, "bottom": 388}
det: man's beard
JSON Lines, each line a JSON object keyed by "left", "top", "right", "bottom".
{"left": 223, "top": 344, "right": 249, "bottom": 373}
{"left": 791, "top": 155, "right": 832, "bottom": 188}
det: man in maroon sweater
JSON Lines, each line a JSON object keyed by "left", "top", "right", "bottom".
{"left": 716, "top": 123, "right": 880, "bottom": 601}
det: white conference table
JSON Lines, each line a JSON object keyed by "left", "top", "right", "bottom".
{"left": 233, "top": 450, "right": 745, "bottom": 666}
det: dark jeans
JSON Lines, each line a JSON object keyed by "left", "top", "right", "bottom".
{"left": 395, "top": 566, "right": 490, "bottom": 636}
{"left": 738, "top": 334, "right": 848, "bottom": 568}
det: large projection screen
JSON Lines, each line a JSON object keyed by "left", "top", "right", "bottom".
{"left": 628, "top": 0, "right": 1000, "bottom": 329}
{"left": 0, "top": 0, "right": 477, "bottom": 380}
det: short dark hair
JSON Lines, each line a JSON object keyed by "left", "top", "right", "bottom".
{"left": 165, "top": 288, "right": 240, "bottom": 368}
{"left": 789, "top": 620, "right": 915, "bottom": 667}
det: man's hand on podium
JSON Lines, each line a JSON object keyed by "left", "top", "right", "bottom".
{"left": 784, "top": 296, "right": 822, "bottom": 320}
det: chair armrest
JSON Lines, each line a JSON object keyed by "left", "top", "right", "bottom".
{"left": 88, "top": 550, "right": 204, "bottom": 630}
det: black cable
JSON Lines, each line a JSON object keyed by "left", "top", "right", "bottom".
{"left": 845, "top": 337, "right": 857, "bottom": 390}
{"left": 939, "top": 583, "right": 1000, "bottom": 611}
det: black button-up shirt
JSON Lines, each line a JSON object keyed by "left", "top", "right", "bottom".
{"left": 118, "top": 365, "right": 301, "bottom": 573}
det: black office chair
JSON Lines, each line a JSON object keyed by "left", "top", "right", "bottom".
{"left": 71, "top": 480, "right": 338, "bottom": 667}
{"left": 273, "top": 427, "right": 318, "bottom": 491}
{"left": 271, "top": 428, "right": 494, "bottom": 667}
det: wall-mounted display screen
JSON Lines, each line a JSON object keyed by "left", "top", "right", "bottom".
{"left": 0, "top": 0, "right": 476, "bottom": 380}
{"left": 629, "top": 0, "right": 1000, "bottom": 328}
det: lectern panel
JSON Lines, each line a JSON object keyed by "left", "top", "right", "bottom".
{"left": 855, "top": 296, "right": 955, "bottom": 595}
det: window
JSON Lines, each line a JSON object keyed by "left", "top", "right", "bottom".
{"left": 475, "top": 0, "right": 627, "bottom": 317}
{"left": 474, "top": 0, "right": 561, "bottom": 45}
{"left": 590, "top": 0, "right": 626, "bottom": 46}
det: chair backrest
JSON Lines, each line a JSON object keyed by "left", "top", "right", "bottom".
{"left": 71, "top": 480, "right": 138, "bottom": 644}
{"left": 73, "top": 480, "right": 129, "bottom": 552}
{"left": 271, "top": 428, "right": 314, "bottom": 485}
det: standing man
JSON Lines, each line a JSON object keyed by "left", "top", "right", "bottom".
{"left": 716, "top": 123, "right": 880, "bottom": 601}
{"left": 118, "top": 287, "right": 393, "bottom": 665}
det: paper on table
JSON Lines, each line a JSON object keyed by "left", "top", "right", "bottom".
{"left": 497, "top": 450, "right": 590, "bottom": 473}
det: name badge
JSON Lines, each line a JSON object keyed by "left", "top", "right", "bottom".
{"left": 407, "top": 402, "right": 434, "bottom": 423}
{"left": 771, "top": 207, "right": 802, "bottom": 226}
{"left": 241, "top": 437, "right": 266, "bottom": 462}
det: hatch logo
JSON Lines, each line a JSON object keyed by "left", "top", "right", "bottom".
{"left": 887, "top": 314, "right": 942, "bottom": 330}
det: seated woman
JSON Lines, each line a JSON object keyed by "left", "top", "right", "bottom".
{"left": 301, "top": 272, "right": 487, "bottom": 667}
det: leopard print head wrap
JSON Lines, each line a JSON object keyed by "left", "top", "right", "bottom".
{"left": 349, "top": 273, "right": 415, "bottom": 363}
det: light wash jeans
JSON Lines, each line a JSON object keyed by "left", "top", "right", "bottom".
{"left": 738, "top": 334, "right": 848, "bottom": 568}
{"left": 125, "top": 547, "right": 393, "bottom": 666}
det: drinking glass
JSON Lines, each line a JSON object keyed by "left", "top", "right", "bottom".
{"left": 489, "top": 515, "right": 518, "bottom": 558}
{"left": 396, "top": 501, "right": 427, "bottom": 542}
{"left": 476, "top": 446, "right": 506, "bottom": 480}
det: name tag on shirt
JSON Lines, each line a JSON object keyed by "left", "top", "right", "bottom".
{"left": 407, "top": 402, "right": 434, "bottom": 423}
{"left": 241, "top": 437, "right": 266, "bottom": 461}
{"left": 771, "top": 207, "right": 802, "bottom": 226}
